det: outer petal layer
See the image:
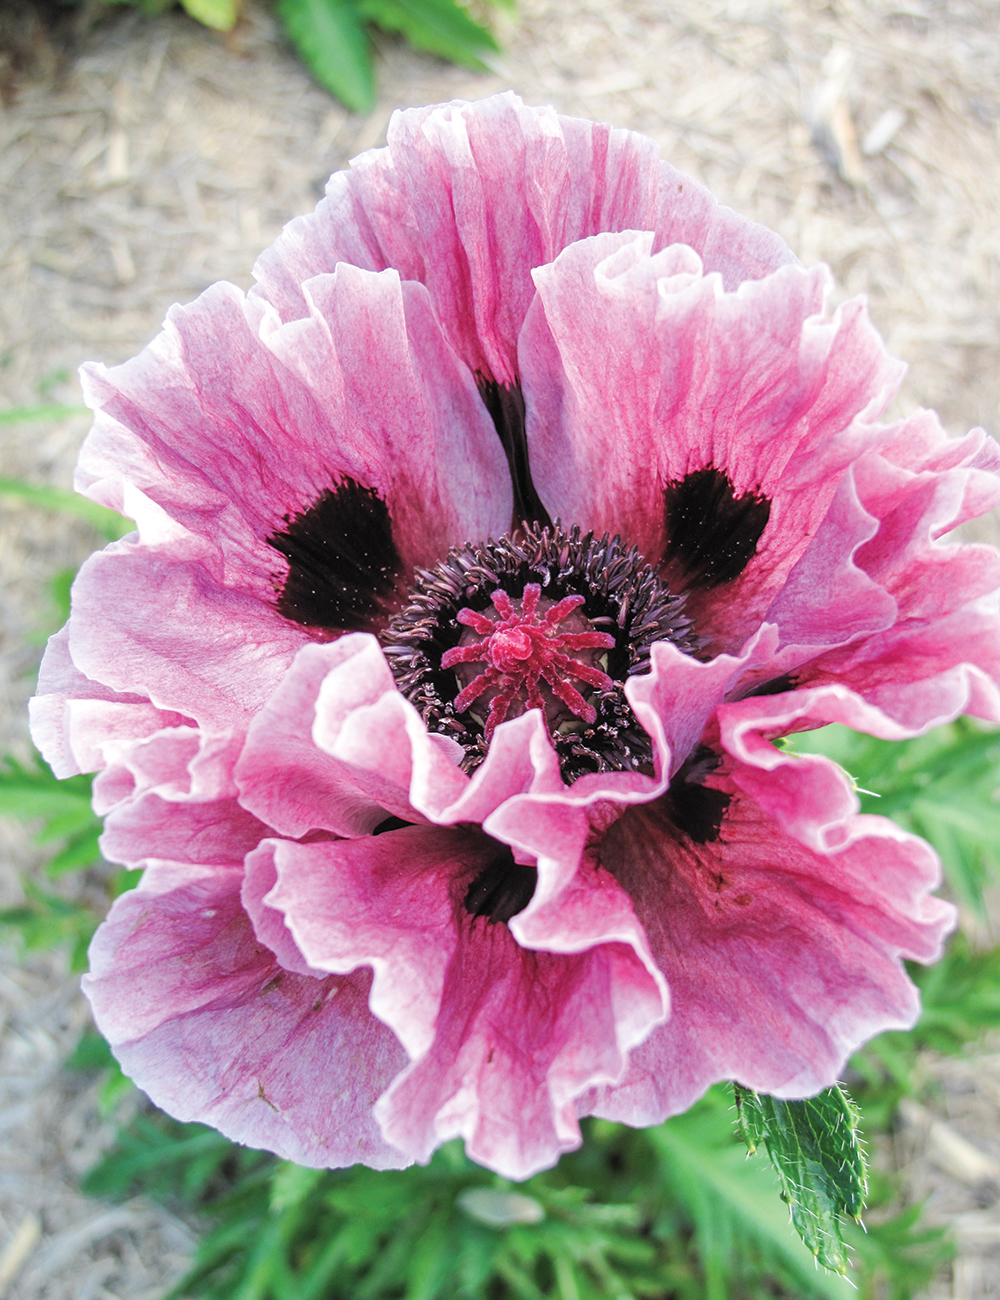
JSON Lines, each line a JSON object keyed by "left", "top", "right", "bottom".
{"left": 83, "top": 861, "right": 409, "bottom": 1169}
{"left": 253, "top": 93, "right": 795, "bottom": 386}
{"left": 267, "top": 824, "right": 666, "bottom": 1179}
{"left": 522, "top": 233, "right": 903, "bottom": 650}
{"left": 587, "top": 756, "right": 953, "bottom": 1126}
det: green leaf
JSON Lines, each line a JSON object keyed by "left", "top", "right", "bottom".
{"left": 277, "top": 0, "right": 375, "bottom": 112}
{"left": 651, "top": 1093, "right": 854, "bottom": 1300}
{"left": 180, "top": 0, "right": 239, "bottom": 29}
{"left": 66, "top": 1029, "right": 116, "bottom": 1072}
{"left": 356, "top": 0, "right": 499, "bottom": 68}
{"left": 0, "top": 756, "right": 102, "bottom": 875}
{"left": 46, "top": 828, "right": 103, "bottom": 876}
{"left": 733, "top": 1083, "right": 867, "bottom": 1275}
{"left": 0, "top": 478, "right": 133, "bottom": 541}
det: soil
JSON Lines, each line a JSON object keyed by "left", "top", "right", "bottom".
{"left": 1, "top": 1, "right": 998, "bottom": 1297}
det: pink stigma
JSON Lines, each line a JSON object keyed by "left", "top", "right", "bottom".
{"left": 441, "top": 583, "right": 615, "bottom": 742}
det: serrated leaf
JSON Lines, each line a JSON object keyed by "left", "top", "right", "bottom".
{"left": 651, "top": 1096, "right": 854, "bottom": 1299}
{"left": 357, "top": 0, "right": 499, "bottom": 68}
{"left": 734, "top": 1083, "right": 867, "bottom": 1274}
{"left": 0, "top": 477, "right": 133, "bottom": 541}
{"left": 180, "top": 0, "right": 239, "bottom": 30}
{"left": 277, "top": 0, "right": 375, "bottom": 112}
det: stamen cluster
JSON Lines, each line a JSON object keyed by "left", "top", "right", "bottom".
{"left": 383, "top": 523, "right": 697, "bottom": 779}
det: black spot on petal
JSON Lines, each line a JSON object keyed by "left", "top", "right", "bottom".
{"left": 372, "top": 816, "right": 413, "bottom": 836}
{"left": 477, "top": 376, "right": 551, "bottom": 530}
{"left": 663, "top": 746, "right": 731, "bottom": 844}
{"left": 268, "top": 478, "right": 402, "bottom": 633}
{"left": 743, "top": 672, "right": 797, "bottom": 698}
{"left": 662, "top": 466, "right": 770, "bottom": 590}
{"left": 464, "top": 842, "right": 538, "bottom": 925}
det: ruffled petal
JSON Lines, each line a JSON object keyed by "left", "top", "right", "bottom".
{"left": 83, "top": 860, "right": 409, "bottom": 1169}
{"left": 66, "top": 540, "right": 307, "bottom": 733}
{"left": 785, "top": 419, "right": 1000, "bottom": 725}
{"left": 235, "top": 636, "right": 417, "bottom": 838}
{"left": 78, "top": 271, "right": 507, "bottom": 590}
{"left": 719, "top": 681, "right": 1000, "bottom": 848}
{"left": 29, "top": 625, "right": 190, "bottom": 778}
{"left": 588, "top": 759, "right": 954, "bottom": 1127}
{"left": 266, "top": 825, "right": 665, "bottom": 1179}
{"left": 521, "top": 232, "right": 903, "bottom": 650}
{"left": 253, "top": 93, "right": 794, "bottom": 386}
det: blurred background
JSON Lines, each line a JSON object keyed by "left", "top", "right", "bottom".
{"left": 1, "top": 2, "right": 998, "bottom": 1298}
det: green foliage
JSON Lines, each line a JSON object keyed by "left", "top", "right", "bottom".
{"left": 0, "top": 477, "right": 133, "bottom": 542}
{"left": 0, "top": 402, "right": 88, "bottom": 426}
{"left": 0, "top": 879, "right": 98, "bottom": 971}
{"left": 791, "top": 718, "right": 1000, "bottom": 919}
{"left": 81, "top": 0, "right": 509, "bottom": 111}
{"left": 849, "top": 935, "right": 1000, "bottom": 1127}
{"left": 66, "top": 1029, "right": 135, "bottom": 1113}
{"left": 844, "top": 1203, "right": 955, "bottom": 1300}
{"left": 181, "top": 0, "right": 240, "bottom": 29}
{"left": 0, "top": 754, "right": 102, "bottom": 877}
{"left": 277, "top": 0, "right": 375, "bottom": 113}
{"left": 733, "top": 1084, "right": 866, "bottom": 1275}
{"left": 0, "top": 755, "right": 138, "bottom": 970}
{"left": 356, "top": 0, "right": 500, "bottom": 70}
{"left": 81, "top": 1090, "right": 864, "bottom": 1300}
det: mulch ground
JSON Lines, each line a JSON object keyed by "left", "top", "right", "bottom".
{"left": 1, "top": 2, "right": 998, "bottom": 1296}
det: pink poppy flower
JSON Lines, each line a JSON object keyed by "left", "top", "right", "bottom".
{"left": 31, "top": 94, "right": 1000, "bottom": 1178}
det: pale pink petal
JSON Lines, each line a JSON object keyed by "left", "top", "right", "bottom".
{"left": 78, "top": 272, "right": 507, "bottom": 591}
{"left": 783, "top": 423, "right": 1000, "bottom": 724}
{"left": 253, "top": 93, "right": 794, "bottom": 385}
{"left": 242, "top": 844, "right": 318, "bottom": 978}
{"left": 29, "top": 626, "right": 189, "bottom": 778}
{"left": 521, "top": 234, "right": 903, "bottom": 650}
{"left": 83, "top": 860, "right": 409, "bottom": 1169}
{"left": 67, "top": 542, "right": 307, "bottom": 732}
{"left": 267, "top": 824, "right": 666, "bottom": 1179}
{"left": 235, "top": 636, "right": 414, "bottom": 838}
{"left": 100, "top": 791, "right": 268, "bottom": 869}
{"left": 587, "top": 766, "right": 954, "bottom": 1127}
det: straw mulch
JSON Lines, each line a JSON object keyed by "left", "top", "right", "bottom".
{"left": 1, "top": 1, "right": 998, "bottom": 1296}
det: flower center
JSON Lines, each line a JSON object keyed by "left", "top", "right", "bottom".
{"left": 383, "top": 523, "right": 699, "bottom": 781}
{"left": 442, "top": 584, "right": 615, "bottom": 741}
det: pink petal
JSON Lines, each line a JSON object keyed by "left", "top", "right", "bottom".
{"left": 521, "top": 233, "right": 903, "bottom": 650}
{"left": 589, "top": 764, "right": 954, "bottom": 1126}
{"left": 719, "top": 682, "right": 1000, "bottom": 846}
{"left": 66, "top": 541, "right": 307, "bottom": 732}
{"left": 267, "top": 824, "right": 666, "bottom": 1179}
{"left": 29, "top": 626, "right": 189, "bottom": 778}
{"left": 101, "top": 791, "right": 268, "bottom": 870}
{"left": 235, "top": 636, "right": 416, "bottom": 838}
{"left": 784, "top": 422, "right": 1000, "bottom": 725}
{"left": 253, "top": 93, "right": 794, "bottom": 386}
{"left": 243, "top": 844, "right": 318, "bottom": 978}
{"left": 78, "top": 272, "right": 506, "bottom": 588}
{"left": 84, "top": 860, "right": 409, "bottom": 1169}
